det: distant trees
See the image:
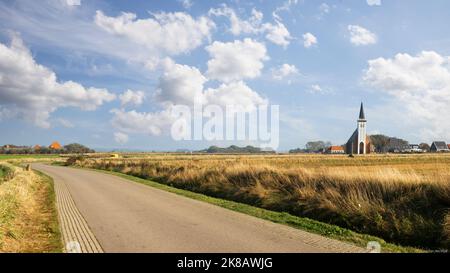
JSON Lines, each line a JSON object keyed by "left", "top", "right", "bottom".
{"left": 289, "top": 148, "right": 306, "bottom": 154}
{"left": 305, "top": 141, "right": 332, "bottom": 153}
{"left": 370, "top": 135, "right": 390, "bottom": 153}
{"left": 0, "top": 143, "right": 95, "bottom": 154}
{"left": 290, "top": 140, "right": 332, "bottom": 153}
{"left": 202, "top": 145, "right": 274, "bottom": 154}
{"left": 370, "top": 134, "right": 409, "bottom": 153}
{"left": 63, "top": 143, "right": 95, "bottom": 154}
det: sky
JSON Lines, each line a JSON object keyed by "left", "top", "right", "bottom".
{"left": 1, "top": 0, "right": 450, "bottom": 151}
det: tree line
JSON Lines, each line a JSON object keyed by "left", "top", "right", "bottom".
{"left": 0, "top": 143, "right": 95, "bottom": 154}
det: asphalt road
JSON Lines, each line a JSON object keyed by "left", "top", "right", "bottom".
{"left": 33, "top": 163, "right": 363, "bottom": 253}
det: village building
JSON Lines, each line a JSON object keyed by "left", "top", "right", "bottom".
{"left": 405, "top": 144, "right": 424, "bottom": 153}
{"left": 325, "top": 146, "right": 345, "bottom": 154}
{"left": 345, "top": 103, "right": 372, "bottom": 155}
{"left": 1, "top": 144, "right": 28, "bottom": 150}
{"left": 49, "top": 141, "right": 62, "bottom": 150}
{"left": 430, "top": 141, "right": 449, "bottom": 152}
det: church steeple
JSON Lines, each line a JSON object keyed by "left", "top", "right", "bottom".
{"left": 358, "top": 102, "right": 366, "bottom": 121}
{"left": 356, "top": 102, "right": 367, "bottom": 154}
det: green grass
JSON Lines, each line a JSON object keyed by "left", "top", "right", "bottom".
{"left": 0, "top": 164, "right": 13, "bottom": 181}
{"left": 34, "top": 170, "right": 63, "bottom": 253}
{"left": 89, "top": 167, "right": 423, "bottom": 253}
{"left": 0, "top": 154, "right": 61, "bottom": 160}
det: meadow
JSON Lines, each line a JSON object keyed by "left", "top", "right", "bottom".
{"left": 72, "top": 153, "right": 450, "bottom": 250}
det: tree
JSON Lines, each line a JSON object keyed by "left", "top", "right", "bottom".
{"left": 305, "top": 141, "right": 332, "bottom": 153}
{"left": 204, "top": 145, "right": 267, "bottom": 154}
{"left": 289, "top": 148, "right": 306, "bottom": 154}
{"left": 63, "top": 143, "right": 95, "bottom": 154}
{"left": 370, "top": 135, "right": 390, "bottom": 153}
{"left": 419, "top": 143, "right": 430, "bottom": 152}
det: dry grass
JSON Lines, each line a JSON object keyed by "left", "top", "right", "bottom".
{"left": 73, "top": 153, "right": 450, "bottom": 250}
{"left": 0, "top": 163, "right": 61, "bottom": 252}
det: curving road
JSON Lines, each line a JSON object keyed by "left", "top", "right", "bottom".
{"left": 33, "top": 163, "right": 364, "bottom": 253}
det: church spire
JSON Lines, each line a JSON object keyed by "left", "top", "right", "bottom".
{"left": 359, "top": 102, "right": 366, "bottom": 120}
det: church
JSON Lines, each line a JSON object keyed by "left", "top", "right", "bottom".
{"left": 345, "top": 103, "right": 372, "bottom": 155}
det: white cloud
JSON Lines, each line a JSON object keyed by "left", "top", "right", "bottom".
{"left": 367, "top": 0, "right": 381, "bottom": 6}
{"left": 112, "top": 59, "right": 268, "bottom": 136}
{"left": 363, "top": 51, "right": 450, "bottom": 139}
{"left": 204, "top": 81, "right": 268, "bottom": 111}
{"left": 0, "top": 35, "right": 115, "bottom": 128}
{"left": 155, "top": 58, "right": 207, "bottom": 106}
{"left": 319, "top": 3, "right": 330, "bottom": 14}
{"left": 316, "top": 3, "right": 331, "bottom": 20}
{"left": 95, "top": 10, "right": 215, "bottom": 56}
{"left": 272, "top": 64, "right": 299, "bottom": 80}
{"left": 55, "top": 118, "right": 75, "bottom": 128}
{"left": 310, "top": 84, "right": 323, "bottom": 93}
{"left": 111, "top": 108, "right": 175, "bottom": 136}
{"left": 209, "top": 5, "right": 291, "bottom": 47}
{"left": 272, "top": 0, "right": 299, "bottom": 21}
{"left": 179, "top": 0, "right": 193, "bottom": 9}
{"left": 156, "top": 58, "right": 266, "bottom": 109}
{"left": 206, "top": 38, "right": 268, "bottom": 83}
{"left": 114, "top": 132, "right": 129, "bottom": 144}
{"left": 262, "top": 21, "right": 292, "bottom": 48}
{"left": 0, "top": 2, "right": 213, "bottom": 72}
{"left": 209, "top": 5, "right": 263, "bottom": 36}
{"left": 302, "top": 32, "right": 318, "bottom": 48}
{"left": 119, "top": 90, "right": 145, "bottom": 107}
{"left": 348, "top": 25, "right": 377, "bottom": 46}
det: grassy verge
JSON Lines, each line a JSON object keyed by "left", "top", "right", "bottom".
{"left": 34, "top": 170, "right": 63, "bottom": 252}
{"left": 0, "top": 165, "right": 62, "bottom": 252}
{"left": 0, "top": 164, "right": 13, "bottom": 181}
{"left": 90, "top": 167, "right": 422, "bottom": 253}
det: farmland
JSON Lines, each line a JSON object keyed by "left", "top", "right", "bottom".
{"left": 70, "top": 153, "right": 450, "bottom": 250}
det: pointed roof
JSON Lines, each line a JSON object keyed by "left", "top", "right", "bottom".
{"left": 358, "top": 102, "right": 366, "bottom": 120}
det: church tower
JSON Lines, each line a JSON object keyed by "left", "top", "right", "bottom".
{"left": 357, "top": 102, "right": 367, "bottom": 154}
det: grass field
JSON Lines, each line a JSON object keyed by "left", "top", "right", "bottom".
{"left": 0, "top": 163, "right": 61, "bottom": 252}
{"left": 0, "top": 154, "right": 61, "bottom": 160}
{"left": 71, "top": 153, "right": 450, "bottom": 250}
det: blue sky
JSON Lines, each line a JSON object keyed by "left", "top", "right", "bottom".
{"left": 1, "top": 0, "right": 450, "bottom": 151}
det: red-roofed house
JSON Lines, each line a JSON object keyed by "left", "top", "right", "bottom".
{"left": 326, "top": 146, "right": 345, "bottom": 154}
{"left": 49, "top": 141, "right": 62, "bottom": 150}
